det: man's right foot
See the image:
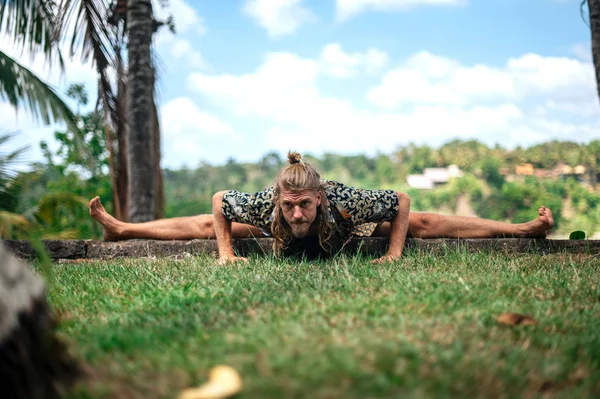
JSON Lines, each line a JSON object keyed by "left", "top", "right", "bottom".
{"left": 89, "top": 196, "right": 122, "bottom": 241}
{"left": 520, "top": 206, "right": 555, "bottom": 238}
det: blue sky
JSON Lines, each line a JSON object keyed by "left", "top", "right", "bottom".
{"left": 1, "top": 0, "right": 597, "bottom": 169}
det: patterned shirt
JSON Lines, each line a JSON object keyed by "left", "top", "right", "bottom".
{"left": 221, "top": 180, "right": 400, "bottom": 239}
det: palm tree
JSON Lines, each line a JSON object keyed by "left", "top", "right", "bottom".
{"left": 126, "top": 0, "right": 155, "bottom": 222}
{"left": 583, "top": 0, "right": 600, "bottom": 104}
{"left": 0, "top": 0, "right": 78, "bottom": 131}
{"left": 57, "top": 0, "right": 166, "bottom": 222}
{"left": 2, "top": 0, "right": 167, "bottom": 224}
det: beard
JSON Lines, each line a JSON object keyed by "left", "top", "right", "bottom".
{"left": 289, "top": 222, "right": 311, "bottom": 238}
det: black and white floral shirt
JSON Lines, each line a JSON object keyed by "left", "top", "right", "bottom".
{"left": 221, "top": 180, "right": 400, "bottom": 238}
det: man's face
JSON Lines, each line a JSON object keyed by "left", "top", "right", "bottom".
{"left": 280, "top": 189, "right": 322, "bottom": 238}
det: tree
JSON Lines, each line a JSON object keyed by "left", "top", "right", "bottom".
{"left": 439, "top": 139, "right": 491, "bottom": 172}
{"left": 0, "top": 0, "right": 78, "bottom": 131}
{"left": 55, "top": 0, "right": 168, "bottom": 222}
{"left": 125, "top": 0, "right": 155, "bottom": 222}
{"left": 583, "top": 0, "right": 600, "bottom": 105}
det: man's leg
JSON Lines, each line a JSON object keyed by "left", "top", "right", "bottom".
{"left": 89, "top": 197, "right": 265, "bottom": 241}
{"left": 372, "top": 207, "right": 554, "bottom": 238}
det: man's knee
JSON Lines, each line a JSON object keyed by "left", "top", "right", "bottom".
{"left": 410, "top": 212, "right": 437, "bottom": 237}
{"left": 194, "top": 215, "right": 214, "bottom": 237}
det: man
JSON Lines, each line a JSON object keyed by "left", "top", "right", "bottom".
{"left": 89, "top": 152, "right": 554, "bottom": 263}
{"left": 213, "top": 151, "right": 410, "bottom": 264}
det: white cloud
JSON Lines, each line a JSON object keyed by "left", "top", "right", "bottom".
{"left": 161, "top": 97, "right": 235, "bottom": 136}
{"left": 367, "top": 51, "right": 595, "bottom": 108}
{"left": 571, "top": 43, "right": 592, "bottom": 62}
{"left": 152, "top": 0, "right": 207, "bottom": 69}
{"left": 243, "top": 0, "right": 315, "bottom": 38}
{"left": 163, "top": 36, "right": 206, "bottom": 68}
{"left": 159, "top": 97, "right": 239, "bottom": 167}
{"left": 189, "top": 52, "right": 321, "bottom": 118}
{"left": 153, "top": 0, "right": 206, "bottom": 35}
{"left": 336, "top": 0, "right": 467, "bottom": 20}
{"left": 186, "top": 44, "right": 599, "bottom": 159}
{"left": 319, "top": 43, "right": 389, "bottom": 78}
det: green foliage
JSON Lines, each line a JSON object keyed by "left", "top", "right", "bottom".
{"left": 478, "top": 156, "right": 505, "bottom": 190}
{"left": 159, "top": 140, "right": 599, "bottom": 238}
{"left": 4, "top": 84, "right": 112, "bottom": 240}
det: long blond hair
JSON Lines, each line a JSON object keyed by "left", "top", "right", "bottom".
{"left": 270, "top": 151, "right": 333, "bottom": 252}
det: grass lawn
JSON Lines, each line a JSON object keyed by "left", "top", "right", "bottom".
{"left": 40, "top": 249, "right": 600, "bottom": 399}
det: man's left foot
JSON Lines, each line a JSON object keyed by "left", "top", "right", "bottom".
{"left": 89, "top": 196, "right": 122, "bottom": 241}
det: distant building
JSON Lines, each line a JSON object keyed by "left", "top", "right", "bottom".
{"left": 407, "top": 164, "right": 464, "bottom": 189}
{"left": 502, "top": 162, "right": 594, "bottom": 184}
{"left": 406, "top": 175, "right": 435, "bottom": 189}
{"left": 553, "top": 163, "right": 586, "bottom": 181}
{"left": 552, "top": 163, "right": 573, "bottom": 177}
{"left": 515, "top": 163, "right": 534, "bottom": 176}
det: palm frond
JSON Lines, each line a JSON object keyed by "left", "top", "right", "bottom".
{"left": 36, "top": 192, "right": 88, "bottom": 223}
{"left": 57, "top": 0, "right": 118, "bottom": 129}
{"left": 0, "top": 0, "right": 64, "bottom": 67}
{"left": 0, "top": 132, "right": 28, "bottom": 213}
{"left": 0, "top": 177, "right": 22, "bottom": 212}
{"left": 0, "top": 210, "right": 31, "bottom": 239}
{"left": 0, "top": 132, "right": 30, "bottom": 172}
{"left": 0, "top": 50, "right": 78, "bottom": 131}
{"left": 41, "top": 228, "right": 79, "bottom": 239}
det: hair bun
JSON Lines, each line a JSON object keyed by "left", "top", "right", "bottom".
{"left": 287, "top": 151, "right": 303, "bottom": 165}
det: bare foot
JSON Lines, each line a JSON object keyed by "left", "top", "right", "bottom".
{"left": 89, "top": 196, "right": 122, "bottom": 241}
{"left": 520, "top": 206, "right": 554, "bottom": 238}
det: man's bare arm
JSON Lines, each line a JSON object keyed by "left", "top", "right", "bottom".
{"left": 374, "top": 191, "right": 410, "bottom": 264}
{"left": 212, "top": 191, "right": 247, "bottom": 264}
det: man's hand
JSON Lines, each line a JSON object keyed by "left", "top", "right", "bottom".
{"left": 213, "top": 191, "right": 238, "bottom": 263}
{"left": 377, "top": 191, "right": 411, "bottom": 265}
{"left": 218, "top": 255, "right": 249, "bottom": 265}
{"left": 371, "top": 254, "right": 401, "bottom": 264}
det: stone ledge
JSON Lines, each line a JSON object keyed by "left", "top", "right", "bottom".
{"left": 3, "top": 238, "right": 600, "bottom": 261}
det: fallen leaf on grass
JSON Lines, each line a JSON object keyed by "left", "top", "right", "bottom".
{"left": 177, "top": 365, "right": 242, "bottom": 399}
{"left": 496, "top": 312, "right": 537, "bottom": 326}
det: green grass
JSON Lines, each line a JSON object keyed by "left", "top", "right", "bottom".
{"left": 39, "top": 249, "right": 600, "bottom": 399}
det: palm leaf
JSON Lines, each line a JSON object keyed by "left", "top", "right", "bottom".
{"left": 36, "top": 192, "right": 89, "bottom": 223}
{"left": 0, "top": 210, "right": 31, "bottom": 239}
{"left": 0, "top": 50, "right": 78, "bottom": 131}
{"left": 0, "top": 177, "right": 22, "bottom": 213}
{"left": 0, "top": 0, "right": 64, "bottom": 68}
{"left": 0, "top": 132, "right": 29, "bottom": 213}
{"left": 57, "top": 0, "right": 118, "bottom": 129}
{"left": 0, "top": 131, "right": 30, "bottom": 176}
{"left": 41, "top": 228, "right": 79, "bottom": 239}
